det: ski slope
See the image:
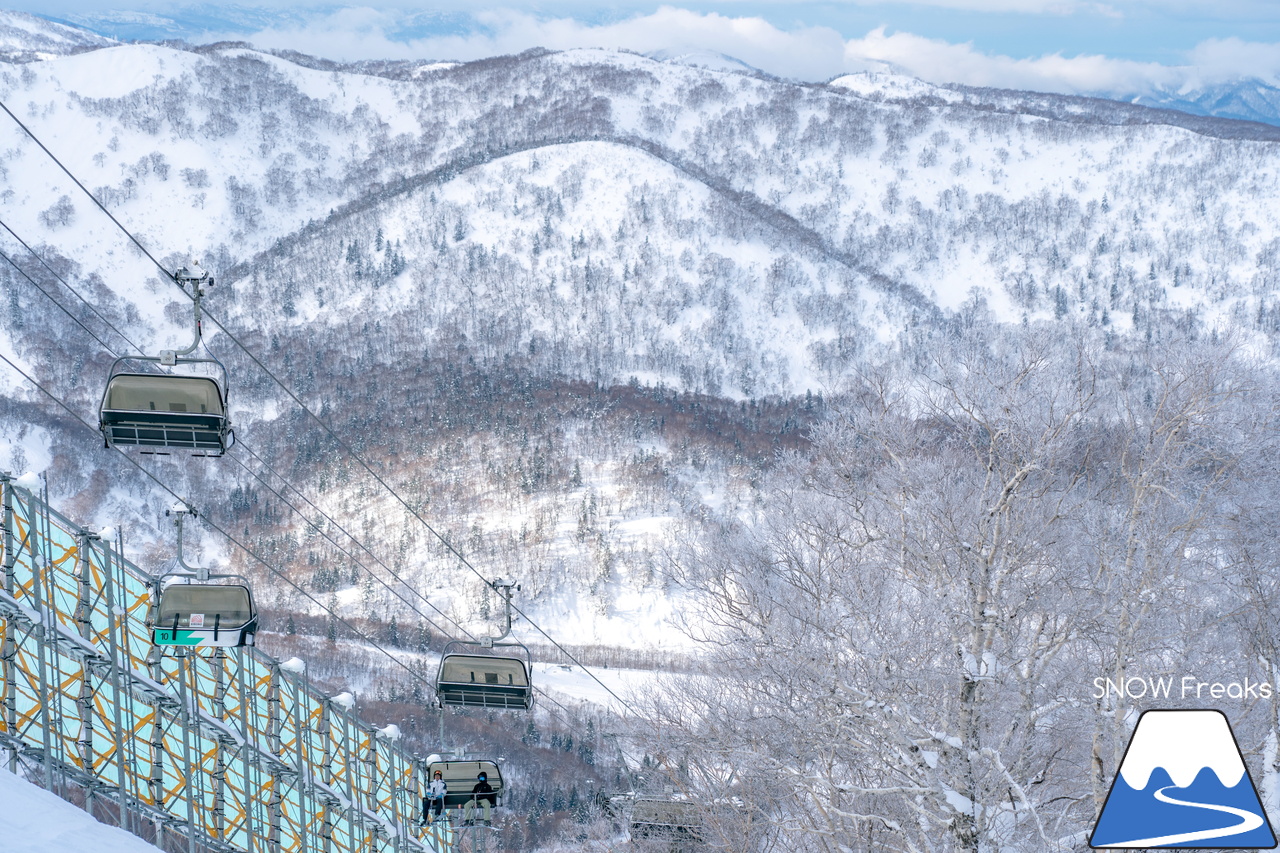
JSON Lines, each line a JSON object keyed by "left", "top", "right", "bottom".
{"left": 0, "top": 767, "right": 163, "bottom": 853}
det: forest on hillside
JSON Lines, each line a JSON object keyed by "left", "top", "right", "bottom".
{"left": 2, "top": 27, "right": 1280, "bottom": 850}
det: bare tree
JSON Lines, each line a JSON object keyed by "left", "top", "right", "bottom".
{"left": 38, "top": 194, "right": 75, "bottom": 228}
{"left": 652, "top": 324, "right": 1264, "bottom": 852}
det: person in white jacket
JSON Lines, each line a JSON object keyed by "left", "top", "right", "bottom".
{"left": 422, "top": 770, "right": 447, "bottom": 825}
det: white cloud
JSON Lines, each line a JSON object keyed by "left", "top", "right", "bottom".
{"left": 841, "top": 27, "right": 1178, "bottom": 94}
{"left": 1186, "top": 37, "right": 1280, "bottom": 87}
{"left": 476, "top": 7, "right": 848, "bottom": 77}
{"left": 843, "top": 27, "right": 1280, "bottom": 95}
{"left": 215, "top": 6, "right": 1280, "bottom": 98}
{"left": 692, "top": 0, "right": 1117, "bottom": 11}
{"left": 206, "top": 7, "right": 422, "bottom": 61}
{"left": 226, "top": 6, "right": 849, "bottom": 80}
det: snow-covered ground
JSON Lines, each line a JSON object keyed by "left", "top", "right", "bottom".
{"left": 0, "top": 767, "right": 163, "bottom": 853}
{"left": 533, "top": 660, "right": 664, "bottom": 713}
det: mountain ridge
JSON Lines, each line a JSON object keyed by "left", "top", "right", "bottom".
{"left": 13, "top": 8, "right": 1280, "bottom": 127}
{"left": 1, "top": 11, "right": 1279, "bottom": 652}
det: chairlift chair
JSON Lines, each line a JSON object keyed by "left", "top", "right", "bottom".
{"left": 98, "top": 261, "right": 234, "bottom": 455}
{"left": 425, "top": 759, "right": 505, "bottom": 810}
{"left": 430, "top": 588, "right": 521, "bottom": 836}
{"left": 435, "top": 644, "right": 533, "bottom": 710}
{"left": 630, "top": 797, "right": 704, "bottom": 844}
{"left": 150, "top": 503, "right": 258, "bottom": 649}
{"left": 100, "top": 366, "right": 232, "bottom": 453}
{"left": 152, "top": 580, "right": 258, "bottom": 648}
{"left": 436, "top": 578, "right": 534, "bottom": 710}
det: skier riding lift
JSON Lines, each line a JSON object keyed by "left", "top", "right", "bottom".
{"left": 422, "top": 770, "right": 447, "bottom": 826}
{"left": 463, "top": 772, "right": 497, "bottom": 826}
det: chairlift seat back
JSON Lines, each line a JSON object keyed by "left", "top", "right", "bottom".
{"left": 436, "top": 653, "right": 532, "bottom": 710}
{"left": 426, "top": 759, "right": 503, "bottom": 809}
{"left": 100, "top": 374, "right": 230, "bottom": 452}
{"left": 153, "top": 583, "right": 257, "bottom": 648}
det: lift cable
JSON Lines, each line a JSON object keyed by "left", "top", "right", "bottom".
{"left": 0, "top": 296, "right": 621, "bottom": 745}
{"left": 0, "top": 96, "right": 639, "bottom": 719}
{"left": 1, "top": 253, "right": 629, "bottom": 728}
{"left": 232, "top": 440, "right": 474, "bottom": 642}
{"left": 222, "top": 443, "right": 474, "bottom": 643}
{"left": 2, "top": 214, "right": 472, "bottom": 647}
{"left": 0, "top": 246, "right": 127, "bottom": 359}
{"left": 188, "top": 303, "right": 638, "bottom": 716}
{"left": 219, "top": 447, "right": 610, "bottom": 752}
{"left": 0, "top": 347, "right": 446, "bottom": 697}
{"left": 0, "top": 216, "right": 146, "bottom": 356}
{"left": 0, "top": 99, "right": 175, "bottom": 281}
{"left": 2, "top": 227, "right": 467, "bottom": 646}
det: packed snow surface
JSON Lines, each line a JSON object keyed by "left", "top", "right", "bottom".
{"left": 828, "top": 71, "right": 960, "bottom": 103}
{"left": 534, "top": 660, "right": 663, "bottom": 713}
{"left": 0, "top": 767, "right": 164, "bottom": 853}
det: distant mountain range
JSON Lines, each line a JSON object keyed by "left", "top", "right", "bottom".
{"left": 20, "top": 6, "right": 1280, "bottom": 128}
{"left": 0, "top": 9, "right": 111, "bottom": 60}
{"left": 1131, "top": 79, "right": 1280, "bottom": 129}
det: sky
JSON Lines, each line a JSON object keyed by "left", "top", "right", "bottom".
{"left": 13, "top": 0, "right": 1280, "bottom": 97}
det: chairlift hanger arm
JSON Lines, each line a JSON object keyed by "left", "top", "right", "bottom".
{"left": 98, "top": 263, "right": 233, "bottom": 456}
{"left": 105, "top": 352, "right": 230, "bottom": 377}
{"left": 486, "top": 578, "right": 519, "bottom": 644}
{"left": 164, "top": 504, "right": 205, "bottom": 579}
{"left": 161, "top": 570, "right": 253, "bottom": 584}
{"left": 440, "top": 639, "right": 532, "bottom": 659}
{"left": 167, "top": 263, "right": 213, "bottom": 359}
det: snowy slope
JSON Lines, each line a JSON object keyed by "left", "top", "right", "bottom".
{"left": 648, "top": 48, "right": 762, "bottom": 76}
{"left": 829, "top": 70, "right": 963, "bottom": 104}
{"left": 0, "top": 767, "right": 163, "bottom": 853}
{"left": 0, "top": 11, "right": 112, "bottom": 62}
{"left": 3, "top": 35, "right": 1278, "bottom": 393}
{"left": 232, "top": 138, "right": 875, "bottom": 399}
{"left": 2, "top": 23, "right": 1280, "bottom": 655}
{"left": 533, "top": 661, "right": 665, "bottom": 714}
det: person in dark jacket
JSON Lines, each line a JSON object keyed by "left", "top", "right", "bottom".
{"left": 463, "top": 771, "right": 496, "bottom": 826}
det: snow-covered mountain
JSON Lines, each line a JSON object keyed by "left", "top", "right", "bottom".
{"left": 1132, "top": 78, "right": 1280, "bottom": 129}
{"left": 0, "top": 9, "right": 113, "bottom": 62}
{"left": 5, "top": 13, "right": 1280, "bottom": 852}
{"left": 646, "top": 48, "right": 763, "bottom": 76}
{"left": 45, "top": 4, "right": 312, "bottom": 44}
{"left": 2, "top": 10, "right": 1279, "bottom": 646}
{"left": 25, "top": 7, "right": 1280, "bottom": 127}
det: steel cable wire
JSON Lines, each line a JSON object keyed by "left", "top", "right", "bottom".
{"left": 0, "top": 95, "right": 640, "bottom": 719}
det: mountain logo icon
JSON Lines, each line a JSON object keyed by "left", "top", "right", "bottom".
{"left": 1091, "top": 709, "right": 1277, "bottom": 848}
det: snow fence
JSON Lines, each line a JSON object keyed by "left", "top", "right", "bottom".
{"left": 0, "top": 474, "right": 448, "bottom": 853}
